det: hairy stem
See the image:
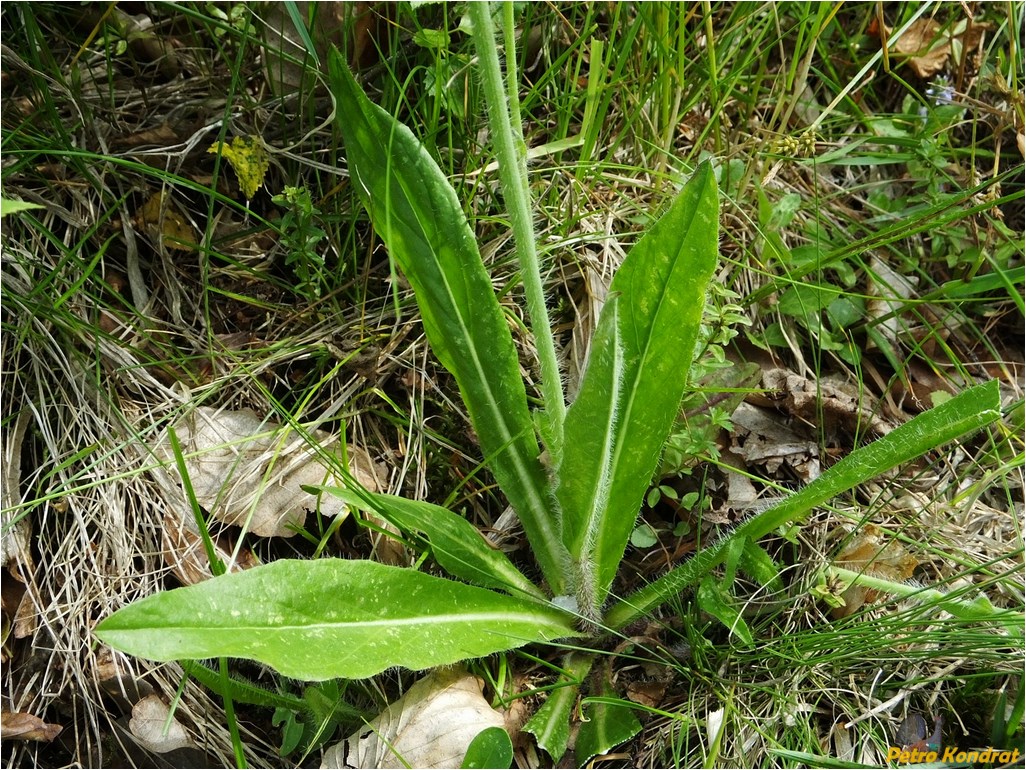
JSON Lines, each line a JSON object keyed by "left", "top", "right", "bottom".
{"left": 469, "top": 2, "right": 566, "bottom": 462}
{"left": 829, "top": 567, "right": 1022, "bottom": 632}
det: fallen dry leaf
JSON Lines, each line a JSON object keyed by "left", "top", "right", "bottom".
{"left": 2, "top": 411, "right": 32, "bottom": 571}
{"left": 92, "top": 648, "right": 155, "bottom": 711}
{"left": 567, "top": 258, "right": 612, "bottom": 399}
{"left": 883, "top": 17, "right": 993, "bottom": 79}
{"left": 112, "top": 122, "right": 179, "bottom": 149}
{"left": 161, "top": 507, "right": 260, "bottom": 585}
{"left": 322, "top": 668, "right": 506, "bottom": 769}
{"left": 135, "top": 191, "right": 199, "bottom": 252}
{"left": 129, "top": 696, "right": 196, "bottom": 754}
{"left": 865, "top": 255, "right": 918, "bottom": 353}
{"left": 831, "top": 524, "right": 918, "bottom": 618}
{"left": 759, "top": 368, "right": 893, "bottom": 439}
{"left": 891, "top": 18, "right": 948, "bottom": 78}
{"left": 626, "top": 680, "right": 666, "bottom": 709}
{"left": 1, "top": 710, "right": 63, "bottom": 742}
{"left": 730, "top": 401, "right": 821, "bottom": 482}
{"left": 831, "top": 721, "right": 856, "bottom": 763}
{"left": 157, "top": 407, "right": 382, "bottom": 538}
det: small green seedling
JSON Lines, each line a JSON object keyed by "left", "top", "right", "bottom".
{"left": 272, "top": 185, "right": 328, "bottom": 300}
{"left": 96, "top": 2, "right": 1006, "bottom": 764}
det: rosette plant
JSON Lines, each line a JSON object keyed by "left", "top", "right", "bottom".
{"left": 97, "top": 3, "right": 1001, "bottom": 761}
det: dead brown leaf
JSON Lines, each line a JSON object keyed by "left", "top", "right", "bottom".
{"left": 92, "top": 648, "right": 155, "bottom": 711}
{"left": 161, "top": 508, "right": 260, "bottom": 585}
{"left": 892, "top": 19, "right": 948, "bottom": 78}
{"left": 1, "top": 710, "right": 63, "bottom": 742}
{"left": 112, "top": 123, "right": 179, "bottom": 149}
{"left": 831, "top": 524, "right": 918, "bottom": 618}
{"left": 886, "top": 17, "right": 994, "bottom": 79}
{"left": 730, "top": 401, "right": 820, "bottom": 482}
{"left": 134, "top": 192, "right": 199, "bottom": 252}
{"left": 627, "top": 680, "right": 666, "bottom": 709}
{"left": 758, "top": 368, "right": 893, "bottom": 439}
{"left": 2, "top": 412, "right": 33, "bottom": 572}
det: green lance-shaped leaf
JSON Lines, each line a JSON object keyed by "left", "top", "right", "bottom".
{"left": 522, "top": 651, "right": 595, "bottom": 762}
{"left": 317, "top": 486, "right": 544, "bottom": 600}
{"left": 327, "top": 51, "right": 566, "bottom": 594}
{"left": 605, "top": 379, "right": 1002, "bottom": 629}
{"left": 95, "top": 559, "right": 578, "bottom": 681}
{"left": 575, "top": 665, "right": 643, "bottom": 766}
{"left": 557, "top": 163, "right": 719, "bottom": 613}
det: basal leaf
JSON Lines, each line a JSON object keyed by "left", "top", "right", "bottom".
{"left": 96, "top": 560, "right": 577, "bottom": 681}
{"left": 557, "top": 163, "right": 719, "bottom": 612}
{"left": 327, "top": 50, "right": 566, "bottom": 594}
{"left": 576, "top": 666, "right": 643, "bottom": 766}
{"left": 316, "top": 486, "right": 543, "bottom": 600}
{"left": 606, "top": 379, "right": 1002, "bottom": 629}
{"left": 522, "top": 651, "right": 595, "bottom": 762}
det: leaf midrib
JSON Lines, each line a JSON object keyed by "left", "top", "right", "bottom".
{"left": 124, "top": 610, "right": 570, "bottom": 633}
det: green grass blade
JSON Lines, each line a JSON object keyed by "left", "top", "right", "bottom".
{"left": 316, "top": 486, "right": 544, "bottom": 600}
{"left": 96, "top": 559, "right": 578, "bottom": 681}
{"left": 606, "top": 379, "right": 1003, "bottom": 629}
{"left": 557, "top": 163, "right": 719, "bottom": 613}
{"left": 282, "top": 1, "right": 319, "bottom": 67}
{"left": 326, "top": 51, "right": 566, "bottom": 593}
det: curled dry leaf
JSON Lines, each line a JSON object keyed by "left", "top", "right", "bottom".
{"left": 322, "top": 668, "right": 506, "bottom": 769}
{"left": 891, "top": 18, "right": 948, "bottom": 78}
{"left": 129, "top": 696, "right": 196, "bottom": 754}
{"left": 705, "top": 707, "right": 725, "bottom": 751}
{"left": 884, "top": 17, "right": 993, "bottom": 79}
{"left": 760, "top": 368, "right": 892, "bottom": 439}
{"left": 92, "top": 648, "right": 155, "bottom": 711}
{"left": 866, "top": 255, "right": 918, "bottom": 352}
{"left": 626, "top": 680, "right": 666, "bottom": 709}
{"left": 157, "top": 407, "right": 382, "bottom": 538}
{"left": 0, "top": 710, "right": 63, "bottom": 742}
{"left": 2, "top": 412, "right": 36, "bottom": 643}
{"left": 730, "top": 401, "right": 820, "bottom": 482}
{"left": 832, "top": 523, "right": 918, "bottom": 618}
{"left": 160, "top": 507, "right": 260, "bottom": 585}
{"left": 567, "top": 258, "right": 612, "bottom": 400}
{"left": 1, "top": 412, "right": 32, "bottom": 571}
{"left": 112, "top": 122, "right": 179, "bottom": 150}
{"left": 831, "top": 721, "right": 856, "bottom": 763}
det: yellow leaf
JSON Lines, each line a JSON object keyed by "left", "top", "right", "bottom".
{"left": 208, "top": 136, "right": 270, "bottom": 200}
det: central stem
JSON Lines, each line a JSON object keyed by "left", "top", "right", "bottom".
{"left": 469, "top": 2, "right": 566, "bottom": 462}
